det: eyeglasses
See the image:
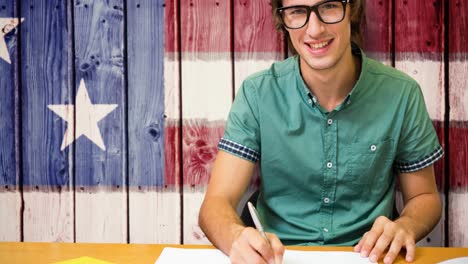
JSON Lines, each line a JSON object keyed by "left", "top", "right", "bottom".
{"left": 277, "top": 0, "right": 349, "bottom": 29}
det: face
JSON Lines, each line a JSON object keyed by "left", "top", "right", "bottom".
{"left": 282, "top": 0, "right": 353, "bottom": 73}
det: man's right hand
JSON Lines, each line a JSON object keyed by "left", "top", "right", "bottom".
{"left": 229, "top": 227, "right": 284, "bottom": 264}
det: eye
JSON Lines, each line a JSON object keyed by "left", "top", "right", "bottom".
{"left": 321, "top": 2, "right": 340, "bottom": 9}
{"left": 285, "top": 7, "right": 307, "bottom": 15}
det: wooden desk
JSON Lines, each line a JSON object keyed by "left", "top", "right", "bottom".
{"left": 0, "top": 242, "right": 467, "bottom": 264}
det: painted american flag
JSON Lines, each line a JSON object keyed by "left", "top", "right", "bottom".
{"left": 0, "top": 0, "right": 466, "bottom": 247}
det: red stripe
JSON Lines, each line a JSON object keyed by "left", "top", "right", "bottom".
{"left": 182, "top": 122, "right": 225, "bottom": 186}
{"left": 363, "top": 0, "right": 392, "bottom": 53}
{"left": 449, "top": 0, "right": 468, "bottom": 53}
{"left": 164, "top": 0, "right": 178, "bottom": 53}
{"left": 234, "top": 0, "right": 284, "bottom": 53}
{"left": 449, "top": 122, "right": 468, "bottom": 189}
{"left": 168, "top": 1, "right": 284, "bottom": 53}
{"left": 180, "top": 0, "right": 231, "bottom": 53}
{"left": 395, "top": 0, "right": 444, "bottom": 53}
{"left": 164, "top": 122, "right": 180, "bottom": 186}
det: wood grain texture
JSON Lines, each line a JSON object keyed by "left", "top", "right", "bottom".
{"left": 164, "top": 0, "right": 181, "bottom": 186}
{"left": 448, "top": 192, "right": 468, "bottom": 246}
{"left": 73, "top": 0, "right": 126, "bottom": 243}
{"left": 20, "top": 0, "right": 74, "bottom": 242}
{"left": 394, "top": 0, "right": 445, "bottom": 246}
{"left": 127, "top": 0, "right": 180, "bottom": 243}
{"left": 395, "top": 0, "right": 445, "bottom": 120}
{"left": 181, "top": 0, "right": 233, "bottom": 244}
{"left": 395, "top": 0, "right": 444, "bottom": 54}
{"left": 233, "top": 0, "right": 284, "bottom": 93}
{"left": 0, "top": 0, "right": 21, "bottom": 242}
{"left": 158, "top": 0, "right": 182, "bottom": 244}
{"left": 23, "top": 189, "right": 73, "bottom": 242}
{"left": 449, "top": 0, "right": 468, "bottom": 247}
{"left": 363, "top": 0, "right": 392, "bottom": 64}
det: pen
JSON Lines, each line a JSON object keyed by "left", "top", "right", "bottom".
{"left": 247, "top": 201, "right": 271, "bottom": 245}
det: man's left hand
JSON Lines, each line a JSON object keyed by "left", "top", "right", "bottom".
{"left": 354, "top": 215, "right": 416, "bottom": 264}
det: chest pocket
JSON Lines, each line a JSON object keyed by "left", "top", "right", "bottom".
{"left": 343, "top": 138, "right": 395, "bottom": 187}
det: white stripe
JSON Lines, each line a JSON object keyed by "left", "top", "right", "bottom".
{"left": 395, "top": 58, "right": 444, "bottom": 121}
{"left": 0, "top": 191, "right": 21, "bottom": 241}
{"left": 164, "top": 53, "right": 180, "bottom": 120}
{"left": 182, "top": 53, "right": 232, "bottom": 121}
{"left": 183, "top": 190, "right": 211, "bottom": 245}
{"left": 75, "top": 190, "right": 127, "bottom": 242}
{"left": 449, "top": 191, "right": 468, "bottom": 247}
{"left": 23, "top": 189, "right": 73, "bottom": 242}
{"left": 129, "top": 189, "right": 180, "bottom": 243}
{"left": 449, "top": 60, "right": 468, "bottom": 122}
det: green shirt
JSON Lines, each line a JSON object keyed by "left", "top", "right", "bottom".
{"left": 218, "top": 49, "right": 443, "bottom": 246}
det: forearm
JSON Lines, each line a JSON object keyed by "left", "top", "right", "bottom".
{"left": 199, "top": 196, "right": 246, "bottom": 255}
{"left": 396, "top": 191, "right": 442, "bottom": 242}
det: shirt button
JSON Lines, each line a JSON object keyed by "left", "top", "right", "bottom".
{"left": 308, "top": 98, "right": 312, "bottom": 104}
{"left": 370, "top": 145, "right": 377, "bottom": 151}
{"left": 326, "top": 162, "right": 333, "bottom": 168}
{"left": 323, "top": 228, "right": 329, "bottom": 233}
{"left": 327, "top": 119, "right": 333, "bottom": 125}
{"left": 324, "top": 197, "right": 330, "bottom": 204}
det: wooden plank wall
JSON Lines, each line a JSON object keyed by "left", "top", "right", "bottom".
{"left": 20, "top": 0, "right": 74, "bottom": 242}
{"left": 449, "top": 0, "right": 468, "bottom": 247}
{"left": 0, "top": 0, "right": 466, "bottom": 247}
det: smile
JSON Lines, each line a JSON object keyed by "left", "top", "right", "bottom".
{"left": 307, "top": 39, "right": 332, "bottom": 49}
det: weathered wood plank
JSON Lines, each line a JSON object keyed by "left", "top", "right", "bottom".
{"left": 20, "top": 0, "right": 74, "bottom": 242}
{"left": 233, "top": 0, "right": 284, "bottom": 93}
{"left": 73, "top": 0, "right": 126, "bottom": 243}
{"left": 181, "top": 0, "right": 232, "bottom": 244}
{"left": 363, "top": 0, "right": 392, "bottom": 64}
{"left": 163, "top": 0, "right": 181, "bottom": 198}
{"left": 0, "top": 0, "right": 21, "bottom": 242}
{"left": 449, "top": 0, "right": 468, "bottom": 247}
{"left": 127, "top": 0, "right": 180, "bottom": 244}
{"left": 394, "top": 0, "right": 445, "bottom": 246}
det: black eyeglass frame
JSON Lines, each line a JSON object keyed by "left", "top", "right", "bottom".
{"left": 277, "top": 0, "right": 350, "bottom": 29}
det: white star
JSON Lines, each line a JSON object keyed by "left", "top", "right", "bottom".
{"left": 0, "top": 17, "right": 24, "bottom": 64}
{"left": 48, "top": 79, "right": 118, "bottom": 151}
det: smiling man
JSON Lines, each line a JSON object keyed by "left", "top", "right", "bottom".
{"left": 198, "top": 1, "right": 443, "bottom": 264}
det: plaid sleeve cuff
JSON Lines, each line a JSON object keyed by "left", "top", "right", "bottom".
{"left": 218, "top": 138, "right": 260, "bottom": 163}
{"left": 395, "top": 146, "right": 444, "bottom": 173}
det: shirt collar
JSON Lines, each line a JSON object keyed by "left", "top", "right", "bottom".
{"left": 294, "top": 43, "right": 367, "bottom": 112}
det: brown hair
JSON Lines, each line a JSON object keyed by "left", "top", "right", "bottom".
{"left": 271, "top": 0, "right": 365, "bottom": 54}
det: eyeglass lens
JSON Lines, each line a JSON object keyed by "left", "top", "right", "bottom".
{"left": 281, "top": 1, "right": 345, "bottom": 29}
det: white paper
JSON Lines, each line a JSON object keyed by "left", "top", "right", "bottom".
{"left": 155, "top": 247, "right": 375, "bottom": 264}
{"left": 437, "top": 257, "right": 468, "bottom": 264}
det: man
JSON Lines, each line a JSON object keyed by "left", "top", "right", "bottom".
{"left": 199, "top": 0, "right": 443, "bottom": 264}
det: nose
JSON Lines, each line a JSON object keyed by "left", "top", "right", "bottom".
{"left": 305, "top": 12, "right": 325, "bottom": 37}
